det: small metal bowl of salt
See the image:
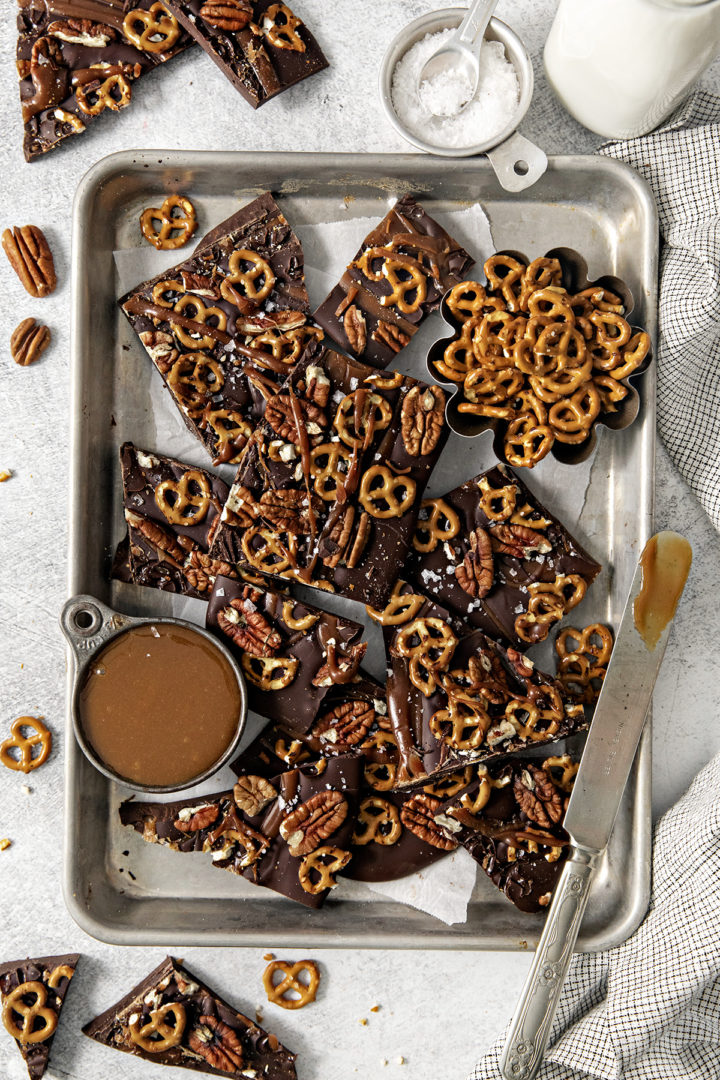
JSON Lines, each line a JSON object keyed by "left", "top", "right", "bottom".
{"left": 379, "top": 5, "right": 547, "bottom": 192}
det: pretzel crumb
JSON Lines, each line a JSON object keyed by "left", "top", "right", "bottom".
{"left": 397, "top": 1056, "right": 406, "bottom": 1065}
{"left": 370, "top": 1004, "right": 380, "bottom": 1013}
{"left": 21, "top": 785, "right": 31, "bottom": 795}
{"left": 263, "top": 953, "right": 275, "bottom": 961}
{"left": 0, "top": 470, "right": 11, "bottom": 482}
{"left": 0, "top": 838, "right": 11, "bottom": 851}
{"left": 359, "top": 1018, "right": 368, "bottom": 1026}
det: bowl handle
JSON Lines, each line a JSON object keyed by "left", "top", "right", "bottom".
{"left": 486, "top": 132, "right": 548, "bottom": 192}
{"left": 59, "top": 594, "right": 136, "bottom": 664}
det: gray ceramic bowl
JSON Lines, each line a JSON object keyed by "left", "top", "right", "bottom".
{"left": 379, "top": 8, "right": 547, "bottom": 191}
{"left": 60, "top": 594, "right": 248, "bottom": 794}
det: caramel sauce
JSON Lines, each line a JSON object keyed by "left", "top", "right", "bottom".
{"left": 78, "top": 624, "right": 242, "bottom": 787}
{"left": 633, "top": 531, "right": 692, "bottom": 650}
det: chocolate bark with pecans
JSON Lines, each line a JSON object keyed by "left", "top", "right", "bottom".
{"left": 112, "top": 442, "right": 234, "bottom": 599}
{"left": 120, "top": 193, "right": 315, "bottom": 467}
{"left": 438, "top": 754, "right": 578, "bottom": 912}
{"left": 383, "top": 594, "right": 588, "bottom": 787}
{"left": 314, "top": 194, "right": 475, "bottom": 369}
{"left": 206, "top": 573, "right": 367, "bottom": 731}
{"left": 82, "top": 955, "right": 296, "bottom": 1077}
{"left": 120, "top": 754, "right": 362, "bottom": 907}
{"left": 208, "top": 340, "right": 448, "bottom": 608}
{"left": 165, "top": 0, "right": 328, "bottom": 108}
{"left": 17, "top": 0, "right": 193, "bottom": 161}
{"left": 0, "top": 953, "right": 79, "bottom": 1080}
{"left": 408, "top": 463, "right": 601, "bottom": 648}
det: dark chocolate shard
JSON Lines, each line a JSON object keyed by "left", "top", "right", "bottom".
{"left": 82, "top": 954, "right": 297, "bottom": 1078}
{"left": 17, "top": 0, "right": 193, "bottom": 161}
{"left": 0, "top": 952, "right": 79, "bottom": 1080}
{"left": 165, "top": 0, "right": 328, "bottom": 109}
{"left": 384, "top": 594, "right": 588, "bottom": 787}
{"left": 439, "top": 754, "right": 578, "bottom": 913}
{"left": 120, "top": 755, "right": 362, "bottom": 907}
{"left": 314, "top": 194, "right": 475, "bottom": 369}
{"left": 208, "top": 340, "right": 448, "bottom": 608}
{"left": 120, "top": 193, "right": 314, "bottom": 466}
{"left": 206, "top": 574, "right": 367, "bottom": 732}
{"left": 408, "top": 463, "right": 602, "bottom": 648}
{"left": 112, "top": 442, "right": 234, "bottom": 599}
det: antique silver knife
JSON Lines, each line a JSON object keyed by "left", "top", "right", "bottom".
{"left": 500, "top": 531, "right": 692, "bottom": 1080}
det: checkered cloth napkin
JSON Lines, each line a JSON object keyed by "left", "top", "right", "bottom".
{"left": 469, "top": 748, "right": 720, "bottom": 1079}
{"left": 598, "top": 91, "right": 720, "bottom": 531}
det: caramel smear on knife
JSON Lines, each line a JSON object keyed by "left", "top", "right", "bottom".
{"left": 633, "top": 531, "right": 692, "bottom": 650}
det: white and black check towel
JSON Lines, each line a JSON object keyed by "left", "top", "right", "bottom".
{"left": 469, "top": 750, "right": 720, "bottom": 1079}
{"left": 598, "top": 91, "right": 720, "bottom": 531}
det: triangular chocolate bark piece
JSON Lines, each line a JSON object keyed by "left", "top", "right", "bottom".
{"left": 0, "top": 953, "right": 79, "bottom": 1080}
{"left": 83, "top": 955, "right": 297, "bottom": 1078}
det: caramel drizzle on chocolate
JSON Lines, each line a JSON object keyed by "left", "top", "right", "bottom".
{"left": 288, "top": 385, "right": 317, "bottom": 540}
{"left": 123, "top": 296, "right": 232, "bottom": 345}
{"left": 317, "top": 618, "right": 363, "bottom": 685}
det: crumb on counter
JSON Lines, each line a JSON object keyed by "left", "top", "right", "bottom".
{"left": 0, "top": 838, "right": 12, "bottom": 851}
{"left": 0, "top": 470, "right": 12, "bottom": 482}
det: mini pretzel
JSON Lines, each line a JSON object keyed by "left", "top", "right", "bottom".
{"left": 505, "top": 698, "right": 561, "bottom": 743}
{"left": 366, "top": 580, "right": 425, "bottom": 626}
{"left": 310, "top": 443, "right": 352, "bottom": 501}
{"left": 594, "top": 374, "right": 628, "bottom": 414}
{"left": 484, "top": 254, "right": 526, "bottom": 312}
{"left": 606, "top": 331, "right": 651, "bottom": 381}
{"left": 46, "top": 966, "right": 75, "bottom": 991}
{"left": 504, "top": 413, "right": 554, "bottom": 469}
{"left": 359, "top": 465, "right": 416, "bottom": 520}
{"left": 353, "top": 797, "right": 402, "bottom": 846}
{"left": 281, "top": 601, "right": 319, "bottom": 632}
{"left": 543, "top": 754, "right": 579, "bottom": 793}
{"left": 429, "top": 697, "right": 492, "bottom": 751}
{"left": 262, "top": 3, "right": 306, "bottom": 51}
{"left": 151, "top": 279, "right": 184, "bottom": 307}
{"left": 254, "top": 325, "right": 323, "bottom": 366}
{"left": 274, "top": 736, "right": 312, "bottom": 766}
{"left": 221, "top": 249, "right": 276, "bottom": 305}
{"left": 155, "top": 470, "right": 211, "bottom": 525}
{"left": 476, "top": 476, "right": 516, "bottom": 522}
{"left": 556, "top": 623, "right": 613, "bottom": 666}
{"left": 242, "top": 653, "right": 299, "bottom": 691}
{"left": 128, "top": 1003, "right": 186, "bottom": 1053}
{"left": 172, "top": 294, "right": 226, "bottom": 350}
{"left": 548, "top": 382, "right": 600, "bottom": 443}
{"left": 140, "top": 195, "right": 197, "bottom": 251}
{"left": 76, "top": 73, "right": 132, "bottom": 116}
{"left": 354, "top": 248, "right": 427, "bottom": 315}
{"left": 555, "top": 623, "right": 613, "bottom": 703}
{"left": 413, "top": 498, "right": 460, "bottom": 553}
{"left": 2, "top": 982, "right": 57, "bottom": 1043}
{"left": 460, "top": 367, "right": 523, "bottom": 418}
{"left": 435, "top": 320, "right": 478, "bottom": 383}
{"left": 298, "top": 847, "right": 352, "bottom": 894}
{"left": 241, "top": 525, "right": 295, "bottom": 574}
{"left": 263, "top": 961, "right": 320, "bottom": 1008}
{"left": 518, "top": 257, "right": 563, "bottom": 310}
{"left": 527, "top": 287, "right": 574, "bottom": 323}
{"left": 589, "top": 310, "right": 631, "bottom": 351}
{"left": 0, "top": 717, "right": 52, "bottom": 774}
{"left": 446, "top": 280, "right": 488, "bottom": 321}
{"left": 362, "top": 731, "right": 398, "bottom": 790}
{"left": 394, "top": 618, "right": 458, "bottom": 697}
{"left": 471, "top": 310, "right": 519, "bottom": 362}
{"left": 123, "top": 2, "right": 181, "bottom": 52}
{"left": 510, "top": 501, "right": 551, "bottom": 531}
{"left": 167, "top": 354, "right": 224, "bottom": 417}
{"left": 334, "top": 390, "right": 392, "bottom": 449}
{"left": 204, "top": 409, "right": 252, "bottom": 463}
{"left": 422, "top": 767, "right": 473, "bottom": 799}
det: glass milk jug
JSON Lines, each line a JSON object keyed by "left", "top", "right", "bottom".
{"left": 544, "top": 0, "right": 720, "bottom": 139}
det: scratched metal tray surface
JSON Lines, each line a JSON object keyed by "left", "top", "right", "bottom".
{"left": 67, "top": 150, "right": 656, "bottom": 949}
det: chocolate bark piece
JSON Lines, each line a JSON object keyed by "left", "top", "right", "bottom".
{"left": 440, "top": 755, "right": 577, "bottom": 913}
{"left": 17, "top": 0, "right": 193, "bottom": 162}
{"left": 408, "top": 463, "right": 601, "bottom": 648}
{"left": 385, "top": 595, "right": 587, "bottom": 786}
{"left": 120, "top": 193, "right": 314, "bottom": 467}
{"left": 120, "top": 754, "right": 362, "bottom": 907}
{"left": 165, "top": 0, "right": 328, "bottom": 109}
{"left": 0, "top": 953, "right": 79, "bottom": 1080}
{"left": 82, "top": 955, "right": 296, "bottom": 1077}
{"left": 112, "top": 442, "right": 235, "bottom": 599}
{"left": 206, "top": 574, "right": 366, "bottom": 731}
{"left": 208, "top": 340, "right": 448, "bottom": 608}
{"left": 314, "top": 194, "right": 475, "bottom": 369}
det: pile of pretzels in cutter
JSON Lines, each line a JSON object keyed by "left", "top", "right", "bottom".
{"left": 431, "top": 253, "right": 652, "bottom": 468}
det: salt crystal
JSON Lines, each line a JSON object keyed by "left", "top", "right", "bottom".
{"left": 391, "top": 30, "right": 519, "bottom": 150}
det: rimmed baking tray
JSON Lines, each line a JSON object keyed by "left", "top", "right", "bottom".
{"left": 67, "top": 150, "right": 656, "bottom": 949}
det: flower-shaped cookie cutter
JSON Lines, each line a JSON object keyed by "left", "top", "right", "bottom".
{"left": 426, "top": 247, "right": 654, "bottom": 465}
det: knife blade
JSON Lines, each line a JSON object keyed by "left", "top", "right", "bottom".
{"left": 500, "top": 531, "right": 692, "bottom": 1080}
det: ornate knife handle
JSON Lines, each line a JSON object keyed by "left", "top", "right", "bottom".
{"left": 499, "top": 845, "right": 600, "bottom": 1080}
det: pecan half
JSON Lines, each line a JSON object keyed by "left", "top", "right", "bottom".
{"left": 173, "top": 804, "right": 220, "bottom": 833}
{"left": 259, "top": 488, "right": 319, "bottom": 534}
{"left": 217, "top": 598, "right": 281, "bottom": 656}
{"left": 188, "top": 1015, "right": 244, "bottom": 1073}
{"left": 126, "top": 512, "right": 186, "bottom": 565}
{"left": 199, "top": 0, "right": 253, "bottom": 30}
{"left": 311, "top": 700, "right": 375, "bottom": 748}
{"left": 47, "top": 18, "right": 116, "bottom": 45}
{"left": 233, "top": 774, "right": 277, "bottom": 817}
{"left": 10, "top": 317, "right": 51, "bottom": 366}
{"left": 399, "top": 793, "right": 457, "bottom": 851}
{"left": 490, "top": 523, "right": 552, "bottom": 559}
{"left": 371, "top": 320, "right": 410, "bottom": 354}
{"left": 343, "top": 304, "right": 366, "bottom": 354}
{"left": 514, "top": 765, "right": 564, "bottom": 829}
{"left": 319, "top": 505, "right": 370, "bottom": 569}
{"left": 139, "top": 329, "right": 178, "bottom": 373}
{"left": 183, "top": 550, "right": 235, "bottom": 593}
{"left": 180, "top": 270, "right": 220, "bottom": 298}
{"left": 2, "top": 226, "right": 56, "bottom": 298}
{"left": 265, "top": 394, "right": 327, "bottom": 442}
{"left": 305, "top": 363, "right": 331, "bottom": 408}
{"left": 279, "top": 791, "right": 348, "bottom": 856}
{"left": 400, "top": 385, "right": 445, "bottom": 456}
{"left": 455, "top": 527, "right": 494, "bottom": 598}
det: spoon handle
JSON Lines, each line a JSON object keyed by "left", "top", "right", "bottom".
{"left": 456, "top": 0, "right": 498, "bottom": 46}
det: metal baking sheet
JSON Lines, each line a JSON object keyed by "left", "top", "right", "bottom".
{"left": 67, "top": 151, "right": 656, "bottom": 949}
